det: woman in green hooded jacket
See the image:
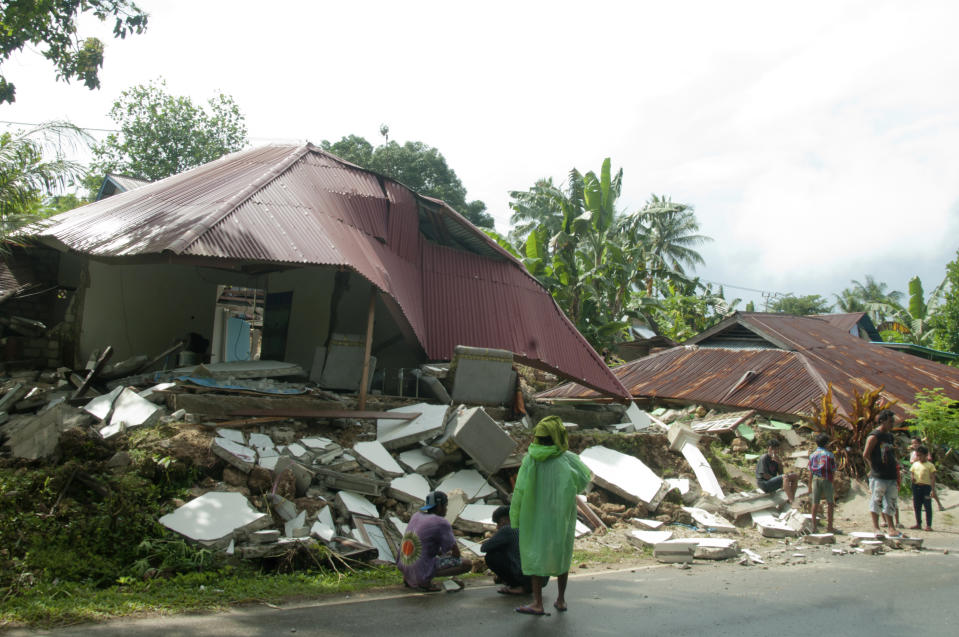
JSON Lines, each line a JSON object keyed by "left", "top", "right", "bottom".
{"left": 510, "top": 415, "right": 592, "bottom": 615}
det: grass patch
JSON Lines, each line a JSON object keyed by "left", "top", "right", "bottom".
{"left": 1, "top": 564, "right": 402, "bottom": 629}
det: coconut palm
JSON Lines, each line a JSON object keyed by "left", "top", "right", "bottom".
{"left": 851, "top": 275, "right": 903, "bottom": 324}
{"left": 867, "top": 276, "right": 945, "bottom": 346}
{"left": 0, "top": 121, "right": 89, "bottom": 240}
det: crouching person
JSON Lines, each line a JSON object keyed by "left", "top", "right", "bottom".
{"left": 481, "top": 505, "right": 532, "bottom": 595}
{"left": 756, "top": 438, "right": 797, "bottom": 502}
{"left": 397, "top": 491, "right": 472, "bottom": 591}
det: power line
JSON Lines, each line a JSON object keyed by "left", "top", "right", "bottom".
{"left": 0, "top": 119, "right": 117, "bottom": 133}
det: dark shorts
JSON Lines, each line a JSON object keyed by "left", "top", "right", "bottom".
{"left": 758, "top": 475, "right": 783, "bottom": 494}
{"left": 811, "top": 477, "right": 834, "bottom": 503}
{"left": 436, "top": 555, "right": 462, "bottom": 571}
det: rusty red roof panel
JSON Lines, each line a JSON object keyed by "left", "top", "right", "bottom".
{"left": 31, "top": 144, "right": 630, "bottom": 400}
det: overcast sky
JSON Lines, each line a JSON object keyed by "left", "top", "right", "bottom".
{"left": 3, "top": 0, "right": 958, "bottom": 308}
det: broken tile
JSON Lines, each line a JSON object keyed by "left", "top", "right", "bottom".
{"left": 625, "top": 403, "right": 654, "bottom": 430}
{"left": 680, "top": 442, "right": 725, "bottom": 499}
{"left": 285, "top": 511, "right": 307, "bottom": 538}
{"left": 803, "top": 533, "right": 836, "bottom": 545}
{"left": 435, "top": 469, "right": 495, "bottom": 502}
{"left": 216, "top": 428, "right": 246, "bottom": 445}
{"left": 352, "top": 440, "right": 405, "bottom": 478}
{"left": 258, "top": 456, "right": 279, "bottom": 471}
{"left": 665, "top": 478, "right": 690, "bottom": 495}
{"left": 444, "top": 489, "right": 469, "bottom": 524}
{"left": 212, "top": 437, "right": 257, "bottom": 473}
{"left": 449, "top": 406, "right": 517, "bottom": 474}
{"left": 457, "top": 537, "right": 484, "bottom": 556}
{"left": 653, "top": 540, "right": 695, "bottom": 563}
{"left": 266, "top": 494, "right": 299, "bottom": 521}
{"left": 336, "top": 491, "right": 379, "bottom": 519}
{"left": 741, "top": 548, "right": 764, "bottom": 564}
{"left": 397, "top": 448, "right": 440, "bottom": 476}
{"left": 579, "top": 446, "right": 668, "bottom": 508}
{"left": 682, "top": 507, "right": 736, "bottom": 533}
{"left": 107, "top": 388, "right": 161, "bottom": 432}
{"left": 628, "top": 529, "right": 673, "bottom": 546}
{"left": 442, "top": 579, "right": 463, "bottom": 592}
{"left": 453, "top": 503, "right": 499, "bottom": 533}
{"left": 690, "top": 537, "right": 739, "bottom": 560}
{"left": 389, "top": 473, "right": 431, "bottom": 505}
{"left": 630, "top": 518, "right": 665, "bottom": 530}
{"left": 377, "top": 403, "right": 449, "bottom": 449}
{"left": 281, "top": 442, "right": 310, "bottom": 461}
{"left": 159, "top": 491, "right": 270, "bottom": 549}
{"left": 83, "top": 386, "right": 124, "bottom": 421}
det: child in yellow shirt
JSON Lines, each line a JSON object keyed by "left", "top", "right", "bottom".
{"left": 909, "top": 446, "right": 943, "bottom": 531}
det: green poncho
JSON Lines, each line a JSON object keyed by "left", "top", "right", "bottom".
{"left": 509, "top": 433, "right": 592, "bottom": 577}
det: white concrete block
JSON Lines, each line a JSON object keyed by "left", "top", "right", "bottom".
{"left": 258, "top": 456, "right": 279, "bottom": 471}
{"left": 579, "top": 446, "right": 668, "bottom": 508}
{"left": 159, "top": 491, "right": 270, "bottom": 549}
{"left": 389, "top": 473, "right": 431, "bottom": 505}
{"left": 682, "top": 507, "right": 736, "bottom": 533}
{"left": 435, "top": 469, "right": 495, "bottom": 502}
{"left": 667, "top": 423, "right": 702, "bottom": 452}
{"left": 625, "top": 403, "right": 653, "bottom": 429}
{"left": 283, "top": 443, "right": 310, "bottom": 460}
{"left": 83, "top": 386, "right": 123, "bottom": 421}
{"left": 352, "top": 440, "right": 404, "bottom": 478}
{"left": 389, "top": 515, "right": 408, "bottom": 536}
{"left": 212, "top": 437, "right": 257, "bottom": 473}
{"left": 137, "top": 382, "right": 176, "bottom": 403}
{"left": 454, "top": 503, "right": 499, "bottom": 533}
{"left": 692, "top": 537, "right": 740, "bottom": 560}
{"left": 248, "top": 433, "right": 275, "bottom": 453}
{"left": 630, "top": 518, "right": 665, "bottom": 530}
{"left": 444, "top": 489, "right": 469, "bottom": 524}
{"left": 336, "top": 491, "right": 379, "bottom": 519}
{"left": 680, "top": 442, "right": 724, "bottom": 499}
{"left": 450, "top": 406, "right": 517, "bottom": 474}
{"left": 653, "top": 540, "right": 695, "bottom": 563}
{"left": 377, "top": 403, "right": 449, "bottom": 449}
{"left": 665, "top": 478, "right": 690, "bottom": 495}
{"left": 285, "top": 510, "right": 306, "bottom": 538}
{"left": 217, "top": 428, "right": 246, "bottom": 445}
{"left": 628, "top": 529, "right": 673, "bottom": 546}
{"left": 108, "top": 388, "right": 161, "bottom": 431}
{"left": 397, "top": 448, "right": 440, "bottom": 476}
{"left": 575, "top": 520, "right": 591, "bottom": 538}
{"left": 457, "top": 537, "right": 484, "bottom": 555}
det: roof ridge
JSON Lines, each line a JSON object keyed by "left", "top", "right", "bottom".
{"left": 165, "top": 144, "right": 311, "bottom": 255}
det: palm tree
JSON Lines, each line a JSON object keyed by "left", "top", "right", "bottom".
{"left": 833, "top": 288, "right": 866, "bottom": 313}
{"left": 0, "top": 121, "right": 89, "bottom": 241}
{"left": 867, "top": 276, "right": 945, "bottom": 346}
{"left": 623, "top": 194, "right": 711, "bottom": 296}
{"left": 851, "top": 275, "right": 903, "bottom": 324}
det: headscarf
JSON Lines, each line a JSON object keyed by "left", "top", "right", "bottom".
{"left": 532, "top": 415, "right": 569, "bottom": 453}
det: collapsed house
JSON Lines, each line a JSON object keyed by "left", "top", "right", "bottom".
{"left": 539, "top": 312, "right": 959, "bottom": 420}
{"left": 1, "top": 143, "right": 629, "bottom": 402}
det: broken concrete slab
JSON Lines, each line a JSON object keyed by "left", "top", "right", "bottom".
{"left": 389, "top": 515, "right": 408, "bottom": 536}
{"left": 313, "top": 335, "right": 377, "bottom": 391}
{"left": 250, "top": 529, "right": 281, "bottom": 544}
{"left": 454, "top": 503, "right": 499, "bottom": 533}
{"left": 575, "top": 520, "right": 591, "bottom": 538}
{"left": 630, "top": 518, "right": 665, "bottom": 530}
{"left": 860, "top": 540, "right": 884, "bottom": 555}
{"left": 625, "top": 403, "right": 655, "bottom": 430}
{"left": 753, "top": 514, "right": 798, "bottom": 538}
{"left": 682, "top": 507, "right": 736, "bottom": 533}
{"left": 443, "top": 579, "right": 463, "bottom": 592}
{"left": 579, "top": 446, "right": 669, "bottom": 508}
{"left": 782, "top": 427, "right": 803, "bottom": 446}
{"left": 444, "top": 489, "right": 469, "bottom": 525}
{"left": 397, "top": 448, "right": 440, "bottom": 476}
{"left": 654, "top": 540, "right": 696, "bottom": 563}
{"left": 449, "top": 345, "right": 515, "bottom": 406}
{"left": 0, "top": 403, "right": 93, "bottom": 459}
{"left": 216, "top": 428, "right": 246, "bottom": 445}
{"left": 107, "top": 388, "right": 161, "bottom": 432}
{"left": 377, "top": 403, "right": 449, "bottom": 450}
{"left": 83, "top": 385, "right": 123, "bottom": 421}
{"left": 690, "top": 538, "right": 740, "bottom": 560}
{"left": 335, "top": 491, "right": 379, "bottom": 519}
{"left": 314, "top": 467, "right": 387, "bottom": 496}
{"left": 667, "top": 423, "right": 702, "bottom": 452}
{"left": 284, "top": 510, "right": 307, "bottom": 538}
{"left": 725, "top": 491, "right": 789, "bottom": 518}
{"left": 212, "top": 437, "right": 257, "bottom": 473}
{"left": 449, "top": 406, "right": 517, "bottom": 474}
{"left": 389, "top": 473, "right": 431, "bottom": 505}
{"left": 627, "top": 529, "right": 673, "bottom": 547}
{"left": 680, "top": 442, "right": 724, "bottom": 499}
{"left": 457, "top": 537, "right": 484, "bottom": 556}
{"left": 435, "top": 469, "right": 495, "bottom": 502}
{"left": 159, "top": 491, "right": 271, "bottom": 549}
{"left": 137, "top": 382, "right": 175, "bottom": 404}
{"left": 689, "top": 410, "right": 753, "bottom": 435}
{"left": 352, "top": 440, "right": 404, "bottom": 479}
{"left": 666, "top": 478, "right": 690, "bottom": 495}
{"left": 803, "top": 533, "right": 836, "bottom": 545}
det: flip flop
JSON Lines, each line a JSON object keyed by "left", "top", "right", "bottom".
{"left": 553, "top": 602, "right": 568, "bottom": 612}
{"left": 497, "top": 587, "right": 525, "bottom": 596}
{"left": 515, "top": 605, "right": 550, "bottom": 616}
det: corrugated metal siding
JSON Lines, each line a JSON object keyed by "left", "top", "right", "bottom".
{"left": 30, "top": 143, "right": 630, "bottom": 400}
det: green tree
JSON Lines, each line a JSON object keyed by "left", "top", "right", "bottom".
{"left": 87, "top": 79, "right": 247, "bottom": 189}
{"left": 0, "top": 1, "right": 148, "bottom": 104}
{"left": 1, "top": 121, "right": 90, "bottom": 242}
{"left": 833, "top": 287, "right": 866, "bottom": 313}
{"left": 320, "top": 133, "right": 493, "bottom": 228}
{"left": 646, "top": 278, "right": 738, "bottom": 341}
{"left": 931, "top": 250, "right": 959, "bottom": 354}
{"left": 868, "top": 275, "right": 945, "bottom": 347}
{"left": 850, "top": 275, "right": 903, "bottom": 324}
{"left": 769, "top": 294, "right": 833, "bottom": 315}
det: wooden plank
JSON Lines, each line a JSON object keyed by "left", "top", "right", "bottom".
{"left": 170, "top": 393, "right": 343, "bottom": 417}
{"left": 200, "top": 416, "right": 288, "bottom": 428}
{"left": 358, "top": 291, "right": 376, "bottom": 411}
{"left": 229, "top": 409, "right": 421, "bottom": 420}
{"left": 70, "top": 346, "right": 113, "bottom": 400}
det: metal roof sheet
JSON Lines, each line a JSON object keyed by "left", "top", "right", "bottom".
{"left": 28, "top": 144, "right": 630, "bottom": 400}
{"left": 539, "top": 312, "right": 959, "bottom": 418}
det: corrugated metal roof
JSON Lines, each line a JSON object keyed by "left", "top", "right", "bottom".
{"left": 539, "top": 312, "right": 959, "bottom": 418}
{"left": 28, "top": 144, "right": 630, "bottom": 400}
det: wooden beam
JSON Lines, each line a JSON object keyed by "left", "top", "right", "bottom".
{"left": 228, "top": 409, "right": 421, "bottom": 421}
{"left": 358, "top": 290, "right": 376, "bottom": 410}
{"left": 71, "top": 346, "right": 113, "bottom": 400}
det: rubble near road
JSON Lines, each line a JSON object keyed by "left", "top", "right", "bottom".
{"left": 1, "top": 352, "right": 952, "bottom": 580}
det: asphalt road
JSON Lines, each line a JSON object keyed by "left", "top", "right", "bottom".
{"left": 13, "top": 544, "right": 959, "bottom": 637}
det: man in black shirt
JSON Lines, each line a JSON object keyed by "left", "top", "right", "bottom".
{"left": 755, "top": 439, "right": 797, "bottom": 502}
{"left": 481, "top": 505, "right": 532, "bottom": 595}
{"left": 862, "top": 409, "right": 901, "bottom": 536}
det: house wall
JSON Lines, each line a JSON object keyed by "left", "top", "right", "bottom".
{"left": 77, "top": 261, "right": 239, "bottom": 363}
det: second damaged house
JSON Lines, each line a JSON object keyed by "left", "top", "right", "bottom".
{"left": 8, "top": 144, "right": 629, "bottom": 401}
{"left": 539, "top": 311, "right": 959, "bottom": 420}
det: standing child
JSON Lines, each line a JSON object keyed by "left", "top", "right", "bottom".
{"left": 808, "top": 434, "right": 838, "bottom": 533}
{"left": 909, "top": 446, "right": 944, "bottom": 531}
